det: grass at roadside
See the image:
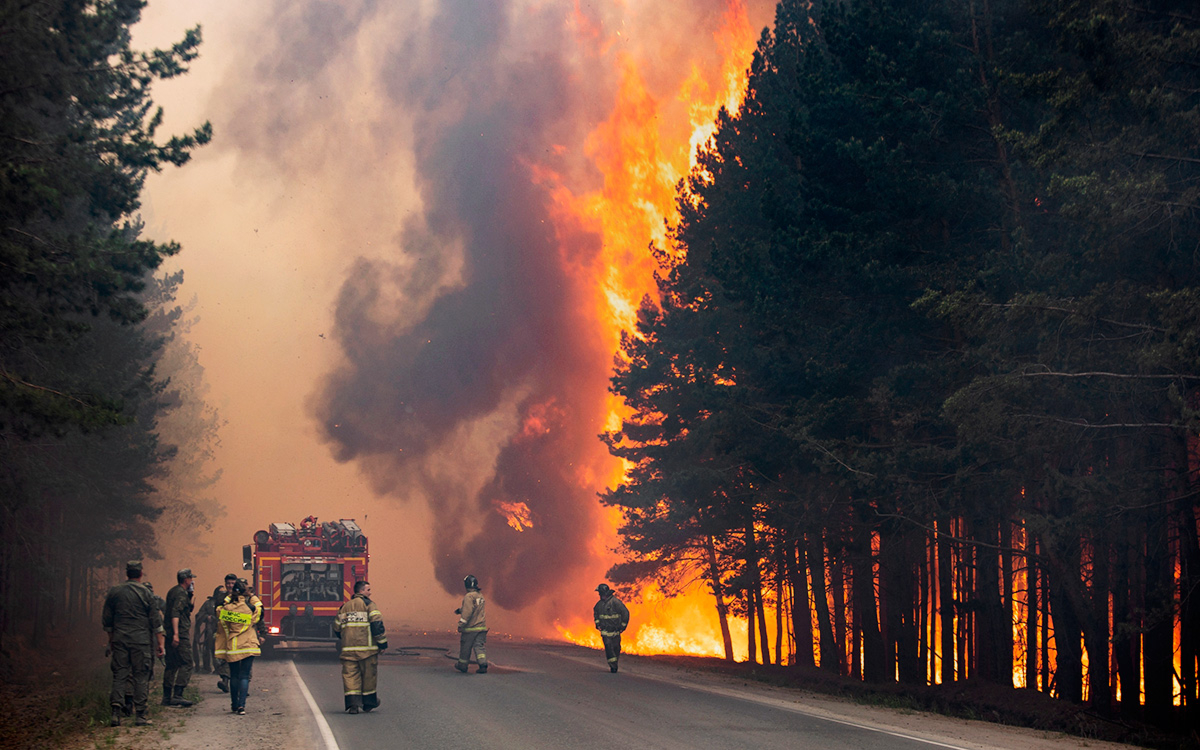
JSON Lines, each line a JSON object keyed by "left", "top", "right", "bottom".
{"left": 643, "top": 653, "right": 1198, "bottom": 750}
{"left": 0, "top": 634, "right": 203, "bottom": 750}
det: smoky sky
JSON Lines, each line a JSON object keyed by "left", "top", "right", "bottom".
{"left": 207, "top": 0, "right": 771, "bottom": 613}
{"left": 313, "top": 0, "right": 614, "bottom": 610}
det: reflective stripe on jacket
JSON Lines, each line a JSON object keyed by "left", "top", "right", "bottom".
{"left": 458, "top": 590, "right": 487, "bottom": 632}
{"left": 214, "top": 596, "right": 261, "bottom": 662}
{"left": 593, "top": 595, "right": 630, "bottom": 637}
{"left": 334, "top": 594, "right": 386, "bottom": 660}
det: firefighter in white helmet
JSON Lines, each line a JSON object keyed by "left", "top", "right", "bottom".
{"left": 333, "top": 580, "right": 387, "bottom": 713}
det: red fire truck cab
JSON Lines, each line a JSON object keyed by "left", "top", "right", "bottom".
{"left": 241, "top": 516, "right": 368, "bottom": 650}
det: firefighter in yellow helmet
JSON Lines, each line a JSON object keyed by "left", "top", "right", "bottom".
{"left": 333, "top": 580, "right": 387, "bottom": 714}
{"left": 594, "top": 583, "right": 630, "bottom": 672}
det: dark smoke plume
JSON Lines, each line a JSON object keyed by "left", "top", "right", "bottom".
{"left": 313, "top": 1, "right": 615, "bottom": 609}
{"left": 213, "top": 0, "right": 771, "bottom": 613}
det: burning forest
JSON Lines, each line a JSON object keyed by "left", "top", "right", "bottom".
{"left": 0, "top": 0, "right": 1197, "bottom": 741}
{"left": 298, "top": 0, "right": 1200, "bottom": 728}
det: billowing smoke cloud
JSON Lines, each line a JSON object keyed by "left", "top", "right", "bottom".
{"left": 205, "top": 0, "right": 772, "bottom": 616}
{"left": 313, "top": 1, "right": 615, "bottom": 610}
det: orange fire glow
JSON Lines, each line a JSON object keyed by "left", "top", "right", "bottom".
{"left": 542, "top": 1, "right": 759, "bottom": 657}
{"left": 495, "top": 501, "right": 534, "bottom": 532}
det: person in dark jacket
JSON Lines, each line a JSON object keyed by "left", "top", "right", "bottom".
{"left": 593, "top": 583, "right": 630, "bottom": 673}
{"left": 103, "top": 561, "right": 165, "bottom": 727}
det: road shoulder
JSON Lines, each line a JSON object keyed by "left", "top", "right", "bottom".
{"left": 158, "top": 658, "right": 324, "bottom": 750}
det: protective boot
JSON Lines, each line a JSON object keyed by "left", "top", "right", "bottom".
{"left": 610, "top": 663, "right": 618, "bottom": 673}
{"left": 172, "top": 686, "right": 194, "bottom": 707}
{"left": 135, "top": 713, "right": 152, "bottom": 727}
{"left": 162, "top": 686, "right": 174, "bottom": 706}
{"left": 454, "top": 662, "right": 468, "bottom": 673}
{"left": 123, "top": 695, "right": 134, "bottom": 716}
{"left": 477, "top": 665, "right": 487, "bottom": 674}
{"left": 217, "top": 676, "right": 229, "bottom": 693}
{"left": 110, "top": 706, "right": 122, "bottom": 727}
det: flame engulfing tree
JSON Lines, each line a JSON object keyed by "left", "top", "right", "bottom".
{"left": 605, "top": 0, "right": 1199, "bottom": 730}
{"left": 0, "top": 0, "right": 213, "bottom": 647}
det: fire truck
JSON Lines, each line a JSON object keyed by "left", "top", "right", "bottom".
{"left": 241, "top": 516, "right": 368, "bottom": 651}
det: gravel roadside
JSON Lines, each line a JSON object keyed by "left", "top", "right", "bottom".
{"left": 159, "top": 658, "right": 325, "bottom": 750}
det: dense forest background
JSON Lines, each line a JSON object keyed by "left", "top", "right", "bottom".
{"left": 0, "top": 0, "right": 218, "bottom": 650}
{"left": 604, "top": 0, "right": 1199, "bottom": 729}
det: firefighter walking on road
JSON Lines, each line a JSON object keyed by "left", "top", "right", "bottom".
{"left": 163, "top": 568, "right": 196, "bottom": 707}
{"left": 593, "top": 583, "right": 630, "bottom": 673}
{"left": 103, "top": 561, "right": 165, "bottom": 727}
{"left": 334, "top": 580, "right": 388, "bottom": 714}
{"left": 455, "top": 575, "right": 488, "bottom": 674}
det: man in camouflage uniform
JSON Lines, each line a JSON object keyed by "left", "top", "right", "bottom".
{"left": 593, "top": 583, "right": 630, "bottom": 673}
{"left": 162, "top": 568, "right": 196, "bottom": 707}
{"left": 333, "top": 580, "right": 387, "bottom": 714}
{"left": 103, "top": 561, "right": 165, "bottom": 727}
{"left": 193, "top": 586, "right": 220, "bottom": 674}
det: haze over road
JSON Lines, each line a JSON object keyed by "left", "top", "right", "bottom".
{"left": 280, "top": 638, "right": 1126, "bottom": 750}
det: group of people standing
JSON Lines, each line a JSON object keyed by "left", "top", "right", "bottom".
{"left": 103, "top": 562, "right": 263, "bottom": 726}
{"left": 106, "top": 563, "right": 631, "bottom": 725}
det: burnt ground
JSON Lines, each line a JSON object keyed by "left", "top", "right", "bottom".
{"left": 644, "top": 654, "right": 1199, "bottom": 750}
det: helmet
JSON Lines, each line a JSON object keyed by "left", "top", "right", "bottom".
{"left": 464, "top": 575, "right": 479, "bottom": 591}
{"left": 596, "top": 583, "right": 612, "bottom": 596}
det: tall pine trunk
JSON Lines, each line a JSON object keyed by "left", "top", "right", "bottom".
{"left": 704, "top": 533, "right": 735, "bottom": 662}
{"left": 808, "top": 531, "right": 838, "bottom": 671}
{"left": 938, "top": 517, "right": 956, "bottom": 684}
{"left": 787, "top": 535, "right": 815, "bottom": 668}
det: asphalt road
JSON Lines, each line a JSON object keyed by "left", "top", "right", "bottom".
{"left": 288, "top": 635, "right": 976, "bottom": 750}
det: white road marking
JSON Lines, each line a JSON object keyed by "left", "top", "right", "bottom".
{"left": 289, "top": 659, "right": 341, "bottom": 750}
{"left": 545, "top": 650, "right": 978, "bottom": 750}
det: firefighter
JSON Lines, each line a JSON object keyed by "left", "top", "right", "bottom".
{"left": 215, "top": 578, "right": 262, "bottom": 715}
{"left": 162, "top": 568, "right": 196, "bottom": 707}
{"left": 333, "top": 580, "right": 387, "bottom": 714}
{"left": 454, "top": 575, "right": 488, "bottom": 674}
{"left": 102, "top": 561, "right": 165, "bottom": 727}
{"left": 593, "top": 583, "right": 630, "bottom": 673}
{"left": 214, "top": 573, "right": 237, "bottom": 692}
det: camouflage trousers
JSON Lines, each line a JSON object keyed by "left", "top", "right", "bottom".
{"left": 164, "top": 636, "right": 193, "bottom": 690}
{"left": 110, "top": 643, "right": 152, "bottom": 713}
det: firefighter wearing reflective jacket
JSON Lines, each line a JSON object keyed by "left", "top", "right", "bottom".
{"left": 455, "top": 575, "right": 487, "bottom": 674}
{"left": 594, "top": 583, "right": 630, "bottom": 673}
{"left": 214, "top": 579, "right": 261, "bottom": 715}
{"left": 333, "top": 581, "right": 387, "bottom": 714}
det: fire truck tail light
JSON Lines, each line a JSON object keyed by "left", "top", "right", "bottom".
{"left": 269, "top": 626, "right": 280, "bottom": 634}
